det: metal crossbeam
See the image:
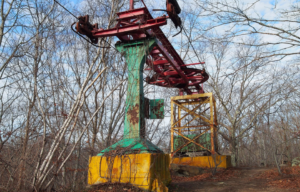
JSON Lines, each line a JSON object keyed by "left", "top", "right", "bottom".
{"left": 173, "top": 100, "right": 211, "bottom": 124}
{"left": 171, "top": 103, "right": 202, "bottom": 127}
{"left": 172, "top": 130, "right": 210, "bottom": 154}
{"left": 93, "top": 17, "right": 167, "bottom": 37}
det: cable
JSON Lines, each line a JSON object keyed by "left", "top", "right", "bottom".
{"left": 172, "top": 26, "right": 182, "bottom": 37}
{"left": 140, "top": 0, "right": 147, "bottom": 8}
{"left": 182, "top": 27, "right": 204, "bottom": 70}
{"left": 152, "top": 8, "right": 205, "bottom": 72}
{"left": 54, "top": 0, "right": 78, "bottom": 20}
{"left": 54, "top": 0, "right": 123, "bottom": 59}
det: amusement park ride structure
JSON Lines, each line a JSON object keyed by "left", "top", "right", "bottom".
{"left": 71, "top": 0, "right": 229, "bottom": 191}
{"left": 75, "top": 0, "right": 209, "bottom": 95}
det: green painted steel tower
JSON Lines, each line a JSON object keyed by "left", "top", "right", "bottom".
{"left": 98, "top": 38, "right": 163, "bottom": 155}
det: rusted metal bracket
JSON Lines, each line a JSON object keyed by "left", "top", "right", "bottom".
{"left": 75, "top": 15, "right": 99, "bottom": 44}
{"left": 166, "top": 0, "right": 182, "bottom": 29}
{"left": 153, "top": 0, "right": 183, "bottom": 36}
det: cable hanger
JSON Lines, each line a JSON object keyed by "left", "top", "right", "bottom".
{"left": 54, "top": 0, "right": 118, "bottom": 51}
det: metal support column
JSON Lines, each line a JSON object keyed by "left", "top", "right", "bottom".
{"left": 97, "top": 38, "right": 163, "bottom": 155}
{"left": 116, "top": 39, "right": 156, "bottom": 139}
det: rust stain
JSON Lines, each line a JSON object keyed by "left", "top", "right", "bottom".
{"left": 112, "top": 168, "right": 118, "bottom": 175}
{"left": 151, "top": 100, "right": 164, "bottom": 118}
{"left": 127, "top": 104, "right": 139, "bottom": 124}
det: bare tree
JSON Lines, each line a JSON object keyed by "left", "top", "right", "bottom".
{"left": 0, "top": 0, "right": 25, "bottom": 74}
{"left": 205, "top": 37, "right": 295, "bottom": 166}
{"left": 194, "top": 0, "right": 300, "bottom": 62}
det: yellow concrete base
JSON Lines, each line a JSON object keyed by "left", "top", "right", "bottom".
{"left": 88, "top": 153, "right": 171, "bottom": 192}
{"left": 171, "top": 155, "right": 231, "bottom": 168}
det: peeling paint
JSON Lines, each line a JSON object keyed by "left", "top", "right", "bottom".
{"left": 127, "top": 104, "right": 139, "bottom": 125}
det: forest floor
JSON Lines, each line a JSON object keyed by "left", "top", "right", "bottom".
{"left": 170, "top": 166, "right": 300, "bottom": 192}
{"left": 86, "top": 167, "right": 300, "bottom": 192}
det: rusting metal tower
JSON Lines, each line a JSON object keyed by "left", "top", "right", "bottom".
{"left": 170, "top": 93, "right": 218, "bottom": 156}
{"left": 73, "top": 0, "right": 229, "bottom": 191}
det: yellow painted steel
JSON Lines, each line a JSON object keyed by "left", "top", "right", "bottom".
{"left": 170, "top": 93, "right": 218, "bottom": 155}
{"left": 171, "top": 155, "right": 231, "bottom": 169}
{"left": 88, "top": 153, "right": 171, "bottom": 192}
{"left": 171, "top": 92, "right": 215, "bottom": 100}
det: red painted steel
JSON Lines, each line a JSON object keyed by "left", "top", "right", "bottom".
{"left": 92, "top": 17, "right": 167, "bottom": 37}
{"left": 130, "top": 0, "right": 134, "bottom": 10}
{"left": 76, "top": 5, "right": 208, "bottom": 95}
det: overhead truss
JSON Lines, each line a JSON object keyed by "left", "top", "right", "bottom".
{"left": 75, "top": 4, "right": 208, "bottom": 94}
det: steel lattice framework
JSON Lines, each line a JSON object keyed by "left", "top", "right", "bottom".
{"left": 170, "top": 93, "right": 218, "bottom": 156}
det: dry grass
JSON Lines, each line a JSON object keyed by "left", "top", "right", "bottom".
{"left": 256, "top": 167, "right": 300, "bottom": 190}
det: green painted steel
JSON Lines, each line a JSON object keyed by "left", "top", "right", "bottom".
{"left": 149, "top": 99, "right": 164, "bottom": 119}
{"left": 116, "top": 39, "right": 156, "bottom": 139}
{"left": 173, "top": 133, "right": 211, "bottom": 152}
{"left": 97, "top": 38, "right": 164, "bottom": 156}
{"left": 97, "top": 138, "right": 163, "bottom": 155}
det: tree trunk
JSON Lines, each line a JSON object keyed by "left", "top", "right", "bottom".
{"left": 73, "top": 144, "right": 81, "bottom": 191}
{"left": 17, "top": 33, "right": 40, "bottom": 191}
{"left": 230, "top": 138, "right": 238, "bottom": 167}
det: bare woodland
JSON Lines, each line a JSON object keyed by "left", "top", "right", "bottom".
{"left": 0, "top": 0, "right": 300, "bottom": 191}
